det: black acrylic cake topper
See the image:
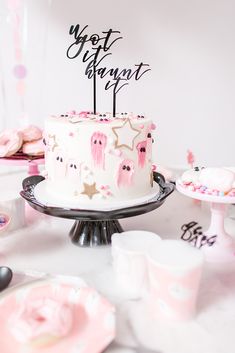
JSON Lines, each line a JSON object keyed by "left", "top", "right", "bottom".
{"left": 66, "top": 24, "right": 151, "bottom": 116}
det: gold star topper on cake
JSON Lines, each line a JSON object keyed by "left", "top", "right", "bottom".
{"left": 112, "top": 118, "right": 141, "bottom": 151}
{"left": 81, "top": 182, "right": 100, "bottom": 199}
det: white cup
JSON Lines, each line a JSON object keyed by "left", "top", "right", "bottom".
{"left": 147, "top": 240, "right": 204, "bottom": 321}
{"left": 111, "top": 230, "right": 161, "bottom": 298}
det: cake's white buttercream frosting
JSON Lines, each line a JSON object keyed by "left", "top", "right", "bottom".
{"left": 44, "top": 112, "right": 155, "bottom": 203}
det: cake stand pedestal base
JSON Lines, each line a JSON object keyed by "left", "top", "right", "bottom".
{"left": 202, "top": 203, "right": 235, "bottom": 262}
{"left": 70, "top": 220, "right": 124, "bottom": 246}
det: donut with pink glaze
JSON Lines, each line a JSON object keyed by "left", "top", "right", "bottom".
{"left": 23, "top": 138, "right": 44, "bottom": 156}
{"left": 21, "top": 125, "right": 42, "bottom": 142}
{"left": 0, "top": 130, "right": 23, "bottom": 157}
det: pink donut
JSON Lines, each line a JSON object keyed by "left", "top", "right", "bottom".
{"left": 0, "top": 130, "right": 23, "bottom": 157}
{"left": 21, "top": 125, "right": 42, "bottom": 142}
{"left": 23, "top": 138, "right": 45, "bottom": 156}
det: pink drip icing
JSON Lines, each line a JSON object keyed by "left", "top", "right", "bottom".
{"left": 117, "top": 159, "right": 134, "bottom": 187}
{"left": 136, "top": 141, "right": 147, "bottom": 168}
{"left": 91, "top": 132, "right": 107, "bottom": 169}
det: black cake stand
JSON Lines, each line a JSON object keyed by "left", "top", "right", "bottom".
{"left": 20, "top": 172, "right": 174, "bottom": 247}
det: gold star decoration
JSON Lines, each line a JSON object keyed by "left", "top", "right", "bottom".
{"left": 112, "top": 118, "right": 141, "bottom": 151}
{"left": 81, "top": 182, "right": 100, "bottom": 199}
{"left": 48, "top": 134, "right": 58, "bottom": 152}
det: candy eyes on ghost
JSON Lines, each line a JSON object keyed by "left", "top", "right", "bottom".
{"left": 70, "top": 164, "right": 77, "bottom": 169}
{"left": 93, "top": 140, "right": 102, "bottom": 145}
{"left": 140, "top": 147, "right": 146, "bottom": 153}
{"left": 122, "top": 165, "right": 131, "bottom": 171}
{"left": 194, "top": 166, "right": 205, "bottom": 171}
{"left": 56, "top": 156, "right": 63, "bottom": 162}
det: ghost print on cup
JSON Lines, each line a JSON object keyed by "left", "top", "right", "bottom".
{"left": 91, "top": 132, "right": 107, "bottom": 169}
{"left": 117, "top": 159, "right": 134, "bottom": 187}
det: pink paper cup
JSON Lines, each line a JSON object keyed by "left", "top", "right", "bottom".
{"left": 147, "top": 240, "right": 204, "bottom": 321}
{"left": 111, "top": 231, "right": 161, "bottom": 299}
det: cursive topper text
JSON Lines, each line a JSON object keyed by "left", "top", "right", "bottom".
{"left": 66, "top": 24, "right": 151, "bottom": 114}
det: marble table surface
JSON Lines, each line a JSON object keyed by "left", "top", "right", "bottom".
{"left": 1, "top": 169, "right": 235, "bottom": 353}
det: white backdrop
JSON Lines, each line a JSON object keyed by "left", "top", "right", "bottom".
{"left": 0, "top": 0, "right": 235, "bottom": 168}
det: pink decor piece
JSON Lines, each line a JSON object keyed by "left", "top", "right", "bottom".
{"left": 112, "top": 231, "right": 161, "bottom": 298}
{"left": 16, "top": 80, "right": 26, "bottom": 96}
{"left": 136, "top": 141, "right": 147, "bottom": 168}
{"left": 0, "top": 279, "right": 115, "bottom": 353}
{"left": 147, "top": 240, "right": 204, "bottom": 321}
{"left": 187, "top": 149, "right": 195, "bottom": 168}
{"left": 117, "top": 159, "right": 135, "bottom": 187}
{"left": 90, "top": 131, "right": 107, "bottom": 169}
{"left": 13, "top": 64, "right": 27, "bottom": 79}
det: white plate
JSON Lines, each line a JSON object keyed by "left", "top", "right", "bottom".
{"left": 0, "top": 274, "right": 115, "bottom": 353}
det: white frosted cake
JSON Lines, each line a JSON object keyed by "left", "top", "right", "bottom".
{"left": 43, "top": 111, "right": 156, "bottom": 205}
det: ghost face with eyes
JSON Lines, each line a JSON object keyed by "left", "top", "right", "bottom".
{"left": 54, "top": 151, "right": 67, "bottom": 180}
{"left": 136, "top": 141, "right": 147, "bottom": 168}
{"left": 117, "top": 159, "right": 135, "bottom": 187}
{"left": 146, "top": 127, "right": 154, "bottom": 156}
{"left": 90, "top": 132, "right": 107, "bottom": 169}
{"left": 66, "top": 159, "right": 81, "bottom": 183}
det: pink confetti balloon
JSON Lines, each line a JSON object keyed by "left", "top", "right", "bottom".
{"left": 13, "top": 64, "right": 27, "bottom": 79}
{"left": 7, "top": 0, "right": 21, "bottom": 11}
{"left": 16, "top": 80, "right": 26, "bottom": 96}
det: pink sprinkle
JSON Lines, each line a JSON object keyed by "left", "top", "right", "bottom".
{"left": 79, "top": 111, "right": 89, "bottom": 118}
{"left": 68, "top": 110, "right": 76, "bottom": 115}
{"left": 101, "top": 185, "right": 109, "bottom": 190}
{"left": 152, "top": 164, "right": 157, "bottom": 171}
{"left": 139, "top": 124, "right": 144, "bottom": 129}
{"left": 188, "top": 185, "right": 195, "bottom": 192}
{"left": 151, "top": 123, "right": 156, "bottom": 130}
{"left": 114, "top": 149, "right": 122, "bottom": 157}
{"left": 106, "top": 191, "right": 112, "bottom": 196}
{"left": 69, "top": 132, "right": 74, "bottom": 137}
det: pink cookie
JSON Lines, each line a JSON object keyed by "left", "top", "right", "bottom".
{"left": 0, "top": 130, "right": 23, "bottom": 157}
{"left": 22, "top": 138, "right": 45, "bottom": 156}
{"left": 21, "top": 125, "right": 42, "bottom": 142}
